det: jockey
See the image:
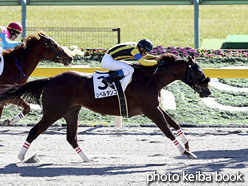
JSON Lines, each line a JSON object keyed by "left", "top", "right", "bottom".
{"left": 0, "top": 22, "right": 23, "bottom": 51}
{"left": 101, "top": 39, "right": 158, "bottom": 89}
{"left": 0, "top": 22, "right": 23, "bottom": 76}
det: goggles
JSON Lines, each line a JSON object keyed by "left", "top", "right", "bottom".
{"left": 10, "top": 30, "right": 21, "bottom": 39}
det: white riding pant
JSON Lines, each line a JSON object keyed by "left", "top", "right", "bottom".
{"left": 101, "top": 54, "right": 134, "bottom": 76}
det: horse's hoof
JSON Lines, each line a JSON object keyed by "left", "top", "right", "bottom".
{"left": 18, "top": 155, "right": 25, "bottom": 161}
{"left": 10, "top": 116, "right": 20, "bottom": 124}
{"left": 24, "top": 154, "right": 40, "bottom": 163}
{"left": 2, "top": 119, "right": 10, "bottom": 126}
{"left": 184, "top": 150, "right": 197, "bottom": 159}
{"left": 184, "top": 142, "right": 190, "bottom": 151}
{"left": 188, "top": 151, "right": 197, "bottom": 159}
{"left": 83, "top": 158, "right": 91, "bottom": 162}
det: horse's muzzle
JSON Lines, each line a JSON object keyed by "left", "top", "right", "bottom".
{"left": 199, "top": 88, "right": 211, "bottom": 98}
{"left": 63, "top": 56, "right": 73, "bottom": 66}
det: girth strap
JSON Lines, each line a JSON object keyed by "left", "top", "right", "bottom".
{"left": 114, "top": 79, "right": 128, "bottom": 117}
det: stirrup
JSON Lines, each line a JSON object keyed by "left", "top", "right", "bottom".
{"left": 103, "top": 77, "right": 115, "bottom": 89}
{"left": 107, "top": 82, "right": 115, "bottom": 89}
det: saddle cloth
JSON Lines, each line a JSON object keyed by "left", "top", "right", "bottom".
{"left": 0, "top": 48, "right": 4, "bottom": 76}
{"left": 93, "top": 71, "right": 132, "bottom": 99}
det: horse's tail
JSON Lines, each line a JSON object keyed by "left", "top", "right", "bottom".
{"left": 0, "top": 78, "right": 50, "bottom": 106}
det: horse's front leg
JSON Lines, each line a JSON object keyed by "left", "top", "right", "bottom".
{"left": 142, "top": 105, "right": 196, "bottom": 158}
{"left": 7, "top": 98, "right": 30, "bottom": 125}
{"left": 141, "top": 106, "right": 187, "bottom": 156}
{"left": 160, "top": 109, "right": 190, "bottom": 151}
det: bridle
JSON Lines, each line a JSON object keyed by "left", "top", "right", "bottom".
{"left": 147, "top": 59, "right": 209, "bottom": 94}
{"left": 14, "top": 36, "right": 71, "bottom": 81}
{"left": 26, "top": 37, "right": 70, "bottom": 65}
{"left": 183, "top": 62, "right": 208, "bottom": 93}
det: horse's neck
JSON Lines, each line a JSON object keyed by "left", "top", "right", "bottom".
{"left": 21, "top": 41, "right": 43, "bottom": 78}
{"left": 155, "top": 62, "right": 187, "bottom": 90}
{"left": 163, "top": 62, "right": 186, "bottom": 85}
{"left": 21, "top": 54, "right": 40, "bottom": 78}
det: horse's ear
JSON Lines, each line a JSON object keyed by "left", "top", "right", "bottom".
{"left": 38, "top": 31, "right": 48, "bottom": 39}
{"left": 188, "top": 55, "right": 195, "bottom": 65}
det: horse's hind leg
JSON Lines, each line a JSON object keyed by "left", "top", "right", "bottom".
{"left": 4, "top": 98, "right": 30, "bottom": 125}
{"left": 18, "top": 116, "right": 57, "bottom": 161}
{"left": 63, "top": 106, "right": 90, "bottom": 162}
{"left": 160, "top": 109, "right": 190, "bottom": 151}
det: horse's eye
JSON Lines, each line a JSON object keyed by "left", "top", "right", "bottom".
{"left": 195, "top": 71, "right": 202, "bottom": 77}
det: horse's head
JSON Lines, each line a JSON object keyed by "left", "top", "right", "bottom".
{"left": 158, "top": 53, "right": 211, "bottom": 98}
{"left": 183, "top": 56, "right": 211, "bottom": 98}
{"left": 38, "top": 31, "right": 73, "bottom": 66}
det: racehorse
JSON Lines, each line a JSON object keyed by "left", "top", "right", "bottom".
{"left": 0, "top": 53, "right": 211, "bottom": 161}
{"left": 0, "top": 31, "right": 72, "bottom": 125}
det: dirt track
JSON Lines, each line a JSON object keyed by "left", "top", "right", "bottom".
{"left": 0, "top": 126, "right": 247, "bottom": 186}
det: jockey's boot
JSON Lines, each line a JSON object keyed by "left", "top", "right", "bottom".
{"left": 103, "top": 70, "right": 124, "bottom": 89}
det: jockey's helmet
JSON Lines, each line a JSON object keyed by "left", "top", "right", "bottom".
{"left": 7, "top": 22, "right": 23, "bottom": 39}
{"left": 138, "top": 39, "right": 153, "bottom": 52}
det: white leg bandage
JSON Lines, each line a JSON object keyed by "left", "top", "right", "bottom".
{"left": 75, "top": 147, "right": 90, "bottom": 162}
{"left": 10, "top": 112, "right": 24, "bottom": 124}
{"left": 18, "top": 141, "right": 30, "bottom": 161}
{"left": 177, "top": 129, "right": 188, "bottom": 145}
{"left": 173, "top": 139, "right": 185, "bottom": 154}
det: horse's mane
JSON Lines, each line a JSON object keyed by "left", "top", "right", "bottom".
{"left": 2, "top": 31, "right": 47, "bottom": 59}
{"left": 133, "top": 53, "right": 185, "bottom": 71}
{"left": 157, "top": 53, "right": 177, "bottom": 63}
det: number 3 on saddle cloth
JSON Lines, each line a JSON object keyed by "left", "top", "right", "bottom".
{"left": 93, "top": 71, "right": 132, "bottom": 117}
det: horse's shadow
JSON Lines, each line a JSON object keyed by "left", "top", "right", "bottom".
{"left": 2, "top": 149, "right": 247, "bottom": 177}
{"left": 171, "top": 148, "right": 248, "bottom": 174}
{"left": 1, "top": 162, "right": 165, "bottom": 177}
{"left": 0, "top": 127, "right": 162, "bottom": 136}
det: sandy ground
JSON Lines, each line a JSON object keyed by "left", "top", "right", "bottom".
{"left": 0, "top": 126, "right": 247, "bottom": 186}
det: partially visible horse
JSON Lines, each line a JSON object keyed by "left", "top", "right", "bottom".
{"left": 0, "top": 31, "right": 72, "bottom": 125}
{"left": 0, "top": 53, "right": 211, "bottom": 161}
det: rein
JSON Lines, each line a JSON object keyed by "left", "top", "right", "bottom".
{"left": 26, "top": 47, "right": 42, "bottom": 60}
{"left": 145, "top": 64, "right": 184, "bottom": 88}
{"left": 14, "top": 37, "right": 68, "bottom": 80}
{"left": 146, "top": 66, "right": 159, "bottom": 87}
{"left": 14, "top": 56, "right": 28, "bottom": 80}
{"left": 162, "top": 65, "right": 184, "bottom": 82}
{"left": 145, "top": 61, "right": 205, "bottom": 94}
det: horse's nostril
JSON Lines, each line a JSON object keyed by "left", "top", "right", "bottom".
{"left": 69, "top": 57, "right": 73, "bottom": 61}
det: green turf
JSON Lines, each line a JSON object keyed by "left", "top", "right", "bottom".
{"left": 200, "top": 39, "right": 226, "bottom": 49}
{"left": 0, "top": 5, "right": 248, "bottom": 48}
{"left": 225, "top": 35, "right": 248, "bottom": 49}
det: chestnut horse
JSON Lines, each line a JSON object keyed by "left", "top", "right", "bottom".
{"left": 0, "top": 31, "right": 72, "bottom": 125}
{"left": 0, "top": 54, "right": 211, "bottom": 161}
